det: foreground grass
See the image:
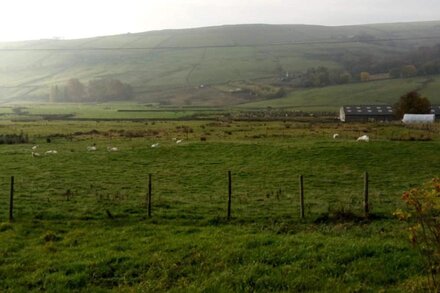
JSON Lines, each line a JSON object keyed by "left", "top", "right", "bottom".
{"left": 0, "top": 220, "right": 423, "bottom": 292}
{"left": 0, "top": 120, "right": 438, "bottom": 291}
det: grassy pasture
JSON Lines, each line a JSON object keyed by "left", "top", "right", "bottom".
{"left": 240, "top": 75, "right": 440, "bottom": 111}
{"left": 0, "top": 118, "right": 439, "bottom": 291}
{"left": 0, "top": 103, "right": 232, "bottom": 121}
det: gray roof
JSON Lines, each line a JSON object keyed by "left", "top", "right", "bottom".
{"left": 342, "top": 104, "right": 440, "bottom": 116}
{"left": 342, "top": 105, "right": 394, "bottom": 116}
{"left": 430, "top": 105, "right": 440, "bottom": 115}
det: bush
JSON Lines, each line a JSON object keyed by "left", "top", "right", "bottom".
{"left": 0, "top": 132, "right": 29, "bottom": 144}
{"left": 394, "top": 178, "right": 440, "bottom": 290}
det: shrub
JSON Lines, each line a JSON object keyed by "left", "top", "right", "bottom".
{"left": 0, "top": 132, "right": 29, "bottom": 144}
{"left": 394, "top": 178, "right": 440, "bottom": 290}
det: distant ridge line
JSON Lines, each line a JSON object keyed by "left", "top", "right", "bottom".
{"left": 1, "top": 35, "right": 440, "bottom": 51}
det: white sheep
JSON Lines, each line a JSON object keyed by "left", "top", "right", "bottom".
{"left": 356, "top": 135, "right": 370, "bottom": 142}
{"left": 176, "top": 139, "right": 183, "bottom": 144}
{"left": 87, "top": 146, "right": 97, "bottom": 151}
{"left": 31, "top": 151, "right": 41, "bottom": 157}
{"left": 107, "top": 146, "right": 118, "bottom": 152}
{"left": 32, "top": 145, "right": 39, "bottom": 150}
{"left": 151, "top": 143, "right": 160, "bottom": 148}
{"left": 45, "top": 150, "right": 58, "bottom": 155}
{"left": 333, "top": 134, "right": 339, "bottom": 139}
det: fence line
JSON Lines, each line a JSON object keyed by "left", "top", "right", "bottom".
{"left": 227, "top": 171, "right": 232, "bottom": 220}
{"left": 364, "top": 172, "right": 369, "bottom": 218}
{"left": 9, "top": 176, "right": 14, "bottom": 222}
{"left": 148, "top": 173, "right": 152, "bottom": 218}
{"left": 0, "top": 170, "right": 415, "bottom": 223}
{"left": 299, "top": 175, "right": 305, "bottom": 219}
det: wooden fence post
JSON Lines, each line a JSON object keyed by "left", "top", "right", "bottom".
{"left": 227, "top": 171, "right": 232, "bottom": 220}
{"left": 9, "top": 176, "right": 14, "bottom": 222}
{"left": 299, "top": 175, "right": 305, "bottom": 219}
{"left": 364, "top": 171, "right": 369, "bottom": 218}
{"left": 148, "top": 174, "right": 152, "bottom": 218}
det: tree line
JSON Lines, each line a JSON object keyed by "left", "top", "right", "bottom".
{"left": 49, "top": 78, "right": 133, "bottom": 102}
{"left": 288, "top": 43, "right": 440, "bottom": 88}
{"left": 341, "top": 44, "right": 440, "bottom": 79}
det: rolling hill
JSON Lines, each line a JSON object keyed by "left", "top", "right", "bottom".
{"left": 1, "top": 21, "right": 440, "bottom": 106}
{"left": 239, "top": 75, "right": 440, "bottom": 111}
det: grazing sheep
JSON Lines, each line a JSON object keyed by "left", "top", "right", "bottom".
{"left": 45, "top": 150, "right": 58, "bottom": 155}
{"left": 32, "top": 145, "right": 39, "bottom": 150}
{"left": 176, "top": 139, "right": 183, "bottom": 144}
{"left": 87, "top": 146, "right": 97, "bottom": 151}
{"left": 356, "top": 135, "right": 370, "bottom": 142}
{"left": 31, "top": 151, "right": 41, "bottom": 157}
{"left": 151, "top": 143, "right": 159, "bottom": 148}
{"left": 333, "top": 134, "right": 339, "bottom": 139}
{"left": 107, "top": 146, "right": 118, "bottom": 152}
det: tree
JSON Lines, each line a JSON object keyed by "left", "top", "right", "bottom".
{"left": 394, "top": 91, "right": 431, "bottom": 119}
{"left": 49, "top": 85, "right": 61, "bottom": 102}
{"left": 338, "top": 72, "right": 352, "bottom": 84}
{"left": 87, "top": 78, "right": 133, "bottom": 102}
{"left": 401, "top": 64, "right": 417, "bottom": 77}
{"left": 65, "top": 78, "right": 86, "bottom": 101}
{"left": 360, "top": 71, "right": 370, "bottom": 82}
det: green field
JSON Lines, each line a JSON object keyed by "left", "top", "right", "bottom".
{"left": 0, "top": 117, "right": 439, "bottom": 291}
{"left": 0, "top": 103, "right": 233, "bottom": 121}
{"left": 240, "top": 75, "right": 440, "bottom": 111}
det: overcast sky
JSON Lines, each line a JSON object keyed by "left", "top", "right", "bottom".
{"left": 1, "top": 0, "right": 440, "bottom": 42}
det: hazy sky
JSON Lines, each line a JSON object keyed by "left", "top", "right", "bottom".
{"left": 1, "top": 0, "right": 440, "bottom": 42}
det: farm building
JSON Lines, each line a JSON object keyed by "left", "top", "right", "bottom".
{"left": 402, "top": 114, "right": 435, "bottom": 124}
{"left": 340, "top": 104, "right": 440, "bottom": 122}
{"left": 430, "top": 105, "right": 440, "bottom": 118}
{"left": 339, "top": 105, "right": 395, "bottom": 122}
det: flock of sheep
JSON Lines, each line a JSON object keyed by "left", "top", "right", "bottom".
{"left": 31, "top": 145, "right": 58, "bottom": 157}
{"left": 30, "top": 133, "right": 369, "bottom": 157}
{"left": 333, "top": 133, "right": 370, "bottom": 142}
{"left": 30, "top": 138, "right": 185, "bottom": 157}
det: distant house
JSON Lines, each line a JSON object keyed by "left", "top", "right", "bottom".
{"left": 339, "top": 105, "right": 395, "bottom": 122}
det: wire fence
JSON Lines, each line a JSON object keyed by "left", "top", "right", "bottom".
{"left": 1, "top": 169, "right": 426, "bottom": 224}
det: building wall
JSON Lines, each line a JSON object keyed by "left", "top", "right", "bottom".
{"left": 339, "top": 107, "right": 346, "bottom": 122}
{"left": 343, "top": 115, "right": 395, "bottom": 122}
